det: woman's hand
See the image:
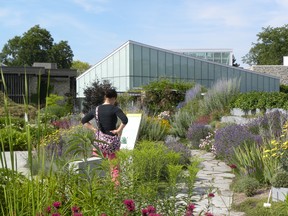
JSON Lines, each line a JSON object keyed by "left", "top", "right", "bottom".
{"left": 110, "top": 129, "right": 122, "bottom": 137}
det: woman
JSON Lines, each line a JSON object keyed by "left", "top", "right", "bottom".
{"left": 81, "top": 88, "right": 128, "bottom": 159}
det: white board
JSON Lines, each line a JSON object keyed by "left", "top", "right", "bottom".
{"left": 120, "top": 113, "right": 142, "bottom": 150}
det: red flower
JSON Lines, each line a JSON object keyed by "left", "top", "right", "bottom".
{"left": 141, "top": 208, "right": 148, "bottom": 216}
{"left": 205, "top": 212, "right": 214, "bottom": 216}
{"left": 185, "top": 212, "right": 193, "bottom": 216}
{"left": 208, "top": 193, "right": 215, "bottom": 198}
{"left": 148, "top": 214, "right": 161, "bottom": 216}
{"left": 123, "top": 199, "right": 136, "bottom": 212}
{"left": 72, "top": 206, "right": 80, "bottom": 213}
{"left": 229, "top": 164, "right": 237, "bottom": 169}
{"left": 147, "top": 205, "right": 156, "bottom": 213}
{"left": 45, "top": 206, "right": 51, "bottom": 213}
{"left": 186, "top": 203, "right": 196, "bottom": 211}
{"left": 100, "top": 214, "right": 107, "bottom": 216}
{"left": 52, "top": 213, "right": 61, "bottom": 216}
{"left": 73, "top": 213, "right": 83, "bottom": 216}
{"left": 53, "top": 201, "right": 61, "bottom": 209}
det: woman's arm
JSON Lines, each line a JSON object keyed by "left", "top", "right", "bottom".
{"left": 81, "top": 110, "right": 97, "bottom": 132}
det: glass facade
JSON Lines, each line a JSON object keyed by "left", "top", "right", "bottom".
{"left": 76, "top": 41, "right": 279, "bottom": 99}
{"left": 172, "top": 49, "right": 233, "bottom": 65}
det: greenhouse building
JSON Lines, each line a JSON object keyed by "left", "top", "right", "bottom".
{"left": 76, "top": 40, "right": 279, "bottom": 102}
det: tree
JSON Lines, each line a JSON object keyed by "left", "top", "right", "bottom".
{"left": 82, "top": 79, "right": 114, "bottom": 114}
{"left": 71, "top": 60, "right": 91, "bottom": 75}
{"left": 232, "top": 55, "right": 240, "bottom": 67}
{"left": 242, "top": 25, "right": 288, "bottom": 65}
{"left": 0, "top": 25, "right": 74, "bottom": 68}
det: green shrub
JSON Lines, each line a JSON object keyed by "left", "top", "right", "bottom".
{"left": 232, "top": 176, "right": 259, "bottom": 197}
{"left": 142, "top": 78, "right": 193, "bottom": 114}
{"left": 132, "top": 141, "right": 182, "bottom": 182}
{"left": 0, "top": 128, "right": 28, "bottom": 151}
{"left": 40, "top": 105, "right": 68, "bottom": 121}
{"left": 0, "top": 116, "right": 26, "bottom": 130}
{"left": 199, "top": 78, "right": 240, "bottom": 115}
{"left": 138, "top": 114, "right": 170, "bottom": 141}
{"left": 170, "top": 109, "right": 196, "bottom": 138}
{"left": 271, "top": 171, "right": 288, "bottom": 188}
{"left": 230, "top": 91, "right": 288, "bottom": 111}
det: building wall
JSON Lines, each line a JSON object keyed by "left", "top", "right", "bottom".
{"left": 76, "top": 41, "right": 280, "bottom": 99}
{"left": 250, "top": 65, "right": 288, "bottom": 85}
{"left": 129, "top": 42, "right": 279, "bottom": 92}
{"left": 76, "top": 43, "right": 130, "bottom": 97}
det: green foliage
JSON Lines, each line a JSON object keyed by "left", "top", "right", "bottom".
{"left": 242, "top": 24, "right": 288, "bottom": 65}
{"left": 71, "top": 60, "right": 91, "bottom": 75}
{"left": 170, "top": 109, "right": 196, "bottom": 138}
{"left": 230, "top": 141, "right": 278, "bottom": 184}
{"left": 199, "top": 78, "right": 240, "bottom": 116}
{"left": 271, "top": 171, "right": 288, "bottom": 188}
{"left": 142, "top": 78, "right": 193, "bottom": 114}
{"left": 132, "top": 141, "right": 181, "bottom": 182}
{"left": 138, "top": 114, "right": 170, "bottom": 141}
{"left": 0, "top": 25, "right": 73, "bottom": 68}
{"left": 280, "top": 84, "right": 288, "bottom": 94}
{"left": 40, "top": 105, "right": 68, "bottom": 121}
{"left": 45, "top": 94, "right": 64, "bottom": 107}
{"left": 230, "top": 91, "right": 288, "bottom": 111}
{"left": 232, "top": 176, "right": 259, "bottom": 197}
{"left": 117, "top": 92, "right": 134, "bottom": 112}
{"left": 0, "top": 116, "right": 25, "bottom": 130}
{"left": 233, "top": 197, "right": 288, "bottom": 216}
{"left": 0, "top": 127, "right": 28, "bottom": 151}
{"left": 82, "top": 79, "right": 113, "bottom": 114}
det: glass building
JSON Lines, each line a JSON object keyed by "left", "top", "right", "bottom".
{"left": 171, "top": 49, "right": 233, "bottom": 65}
{"left": 76, "top": 40, "right": 279, "bottom": 101}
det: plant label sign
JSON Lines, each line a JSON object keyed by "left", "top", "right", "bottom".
{"left": 120, "top": 113, "right": 142, "bottom": 150}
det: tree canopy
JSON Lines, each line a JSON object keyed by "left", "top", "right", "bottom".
{"left": 71, "top": 60, "right": 91, "bottom": 75}
{"left": 0, "top": 25, "right": 74, "bottom": 68}
{"left": 242, "top": 24, "right": 288, "bottom": 65}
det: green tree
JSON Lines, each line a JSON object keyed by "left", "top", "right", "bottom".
{"left": 71, "top": 60, "right": 91, "bottom": 75}
{"left": 82, "top": 79, "right": 114, "bottom": 114}
{"left": 0, "top": 25, "right": 74, "bottom": 68}
{"left": 242, "top": 24, "right": 288, "bottom": 65}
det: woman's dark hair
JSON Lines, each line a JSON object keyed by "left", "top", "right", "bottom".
{"left": 104, "top": 88, "right": 117, "bottom": 99}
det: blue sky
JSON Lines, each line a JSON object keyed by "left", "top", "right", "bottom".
{"left": 1, "top": 0, "right": 288, "bottom": 68}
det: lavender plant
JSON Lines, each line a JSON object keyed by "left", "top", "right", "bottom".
{"left": 199, "top": 78, "right": 240, "bottom": 116}
{"left": 213, "top": 124, "right": 262, "bottom": 160}
{"left": 186, "top": 123, "right": 212, "bottom": 149}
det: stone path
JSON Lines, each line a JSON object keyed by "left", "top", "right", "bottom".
{"left": 190, "top": 150, "right": 245, "bottom": 216}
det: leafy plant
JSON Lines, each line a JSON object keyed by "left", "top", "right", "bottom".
{"left": 271, "top": 171, "right": 288, "bottom": 188}
{"left": 142, "top": 78, "right": 193, "bottom": 114}
{"left": 170, "top": 109, "right": 196, "bottom": 138}
{"left": 199, "top": 78, "right": 240, "bottom": 116}
{"left": 232, "top": 176, "right": 259, "bottom": 197}
{"left": 213, "top": 124, "right": 262, "bottom": 160}
{"left": 187, "top": 123, "right": 212, "bottom": 149}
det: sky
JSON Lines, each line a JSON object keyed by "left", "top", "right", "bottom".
{"left": 1, "top": 0, "right": 288, "bottom": 69}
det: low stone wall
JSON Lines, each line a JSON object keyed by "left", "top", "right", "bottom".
{"left": 250, "top": 65, "right": 288, "bottom": 85}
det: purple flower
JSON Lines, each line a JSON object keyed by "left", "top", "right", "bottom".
{"left": 141, "top": 208, "right": 149, "bottom": 216}
{"left": 208, "top": 193, "right": 215, "bottom": 198}
{"left": 45, "top": 206, "right": 51, "bottom": 213}
{"left": 147, "top": 205, "right": 156, "bottom": 213}
{"left": 73, "top": 213, "right": 83, "bottom": 216}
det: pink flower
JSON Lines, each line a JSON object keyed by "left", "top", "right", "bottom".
{"left": 148, "top": 214, "right": 161, "bottom": 216}
{"left": 229, "top": 164, "right": 237, "bottom": 169}
{"left": 52, "top": 214, "right": 61, "bottom": 216}
{"left": 123, "top": 199, "right": 136, "bottom": 212}
{"left": 100, "top": 214, "right": 107, "bottom": 216}
{"left": 205, "top": 212, "right": 214, "bottom": 216}
{"left": 53, "top": 201, "right": 61, "bottom": 209}
{"left": 45, "top": 206, "right": 51, "bottom": 213}
{"left": 73, "top": 213, "right": 83, "bottom": 216}
{"left": 208, "top": 193, "right": 215, "bottom": 198}
{"left": 72, "top": 206, "right": 80, "bottom": 213}
{"left": 185, "top": 212, "right": 193, "bottom": 216}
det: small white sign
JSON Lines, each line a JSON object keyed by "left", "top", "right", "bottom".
{"left": 120, "top": 113, "right": 142, "bottom": 150}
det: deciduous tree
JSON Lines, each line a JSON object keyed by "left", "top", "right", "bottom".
{"left": 242, "top": 25, "right": 288, "bottom": 65}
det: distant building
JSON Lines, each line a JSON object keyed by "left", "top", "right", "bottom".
{"left": 76, "top": 40, "right": 280, "bottom": 107}
{"left": 171, "top": 48, "right": 233, "bottom": 66}
{"left": 0, "top": 63, "right": 77, "bottom": 104}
